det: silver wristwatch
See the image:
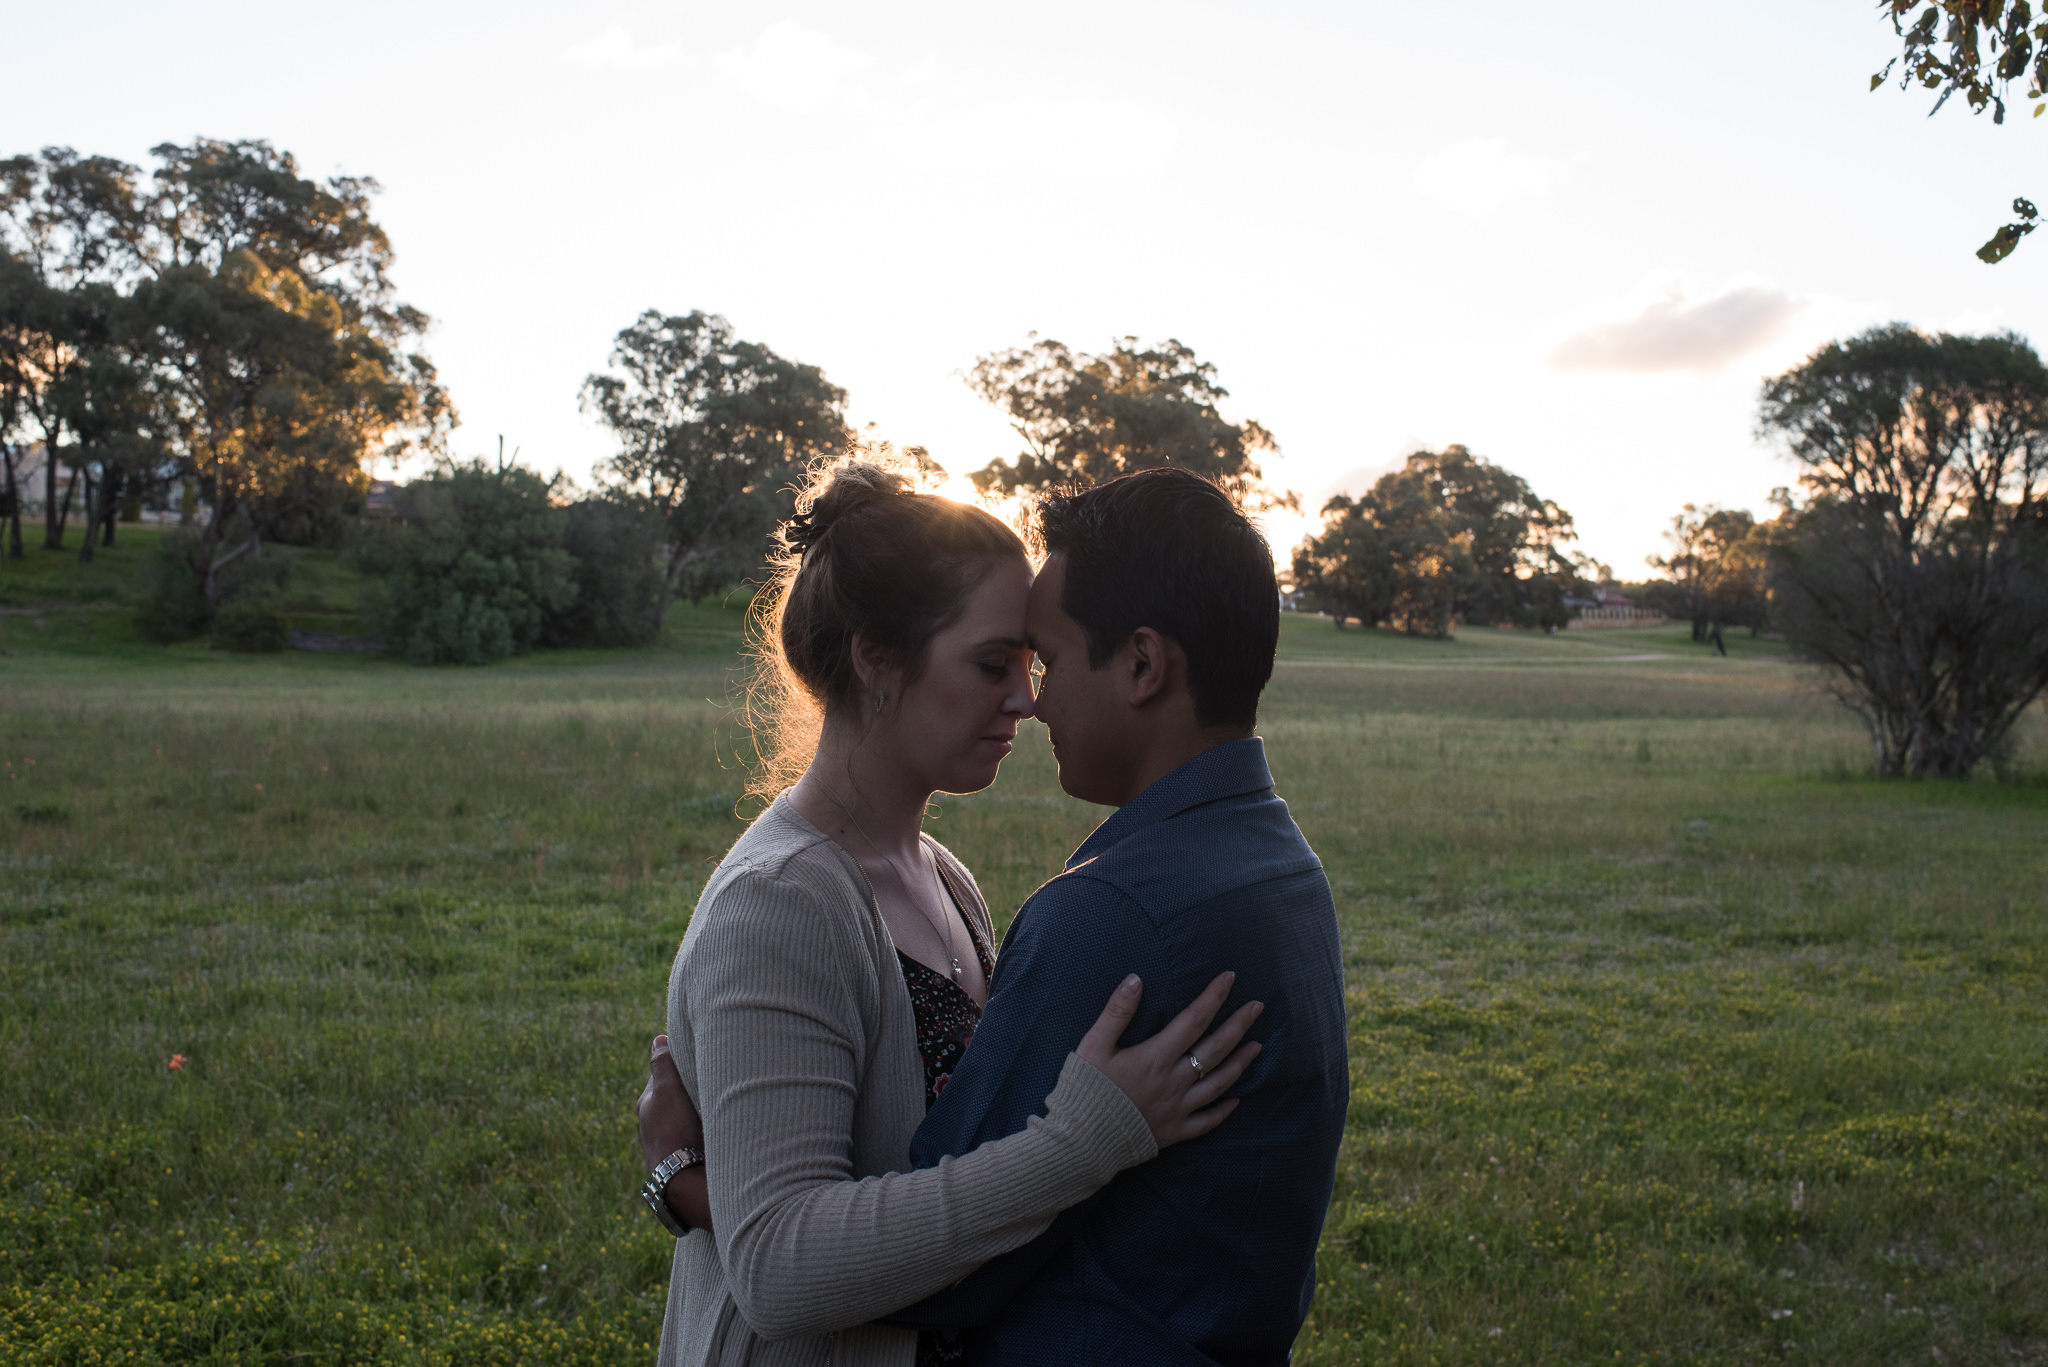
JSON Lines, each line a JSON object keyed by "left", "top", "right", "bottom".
{"left": 641, "top": 1147, "right": 704, "bottom": 1237}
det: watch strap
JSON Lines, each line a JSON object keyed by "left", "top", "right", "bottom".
{"left": 640, "top": 1146, "right": 704, "bottom": 1237}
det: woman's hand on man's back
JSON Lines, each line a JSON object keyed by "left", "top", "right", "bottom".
{"left": 1076, "top": 972, "right": 1262, "bottom": 1150}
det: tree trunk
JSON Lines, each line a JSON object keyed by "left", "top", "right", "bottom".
{"left": 43, "top": 442, "right": 61, "bottom": 548}
{"left": 77, "top": 462, "right": 99, "bottom": 565}
{"left": 2, "top": 445, "right": 22, "bottom": 561}
{"left": 48, "top": 461, "right": 78, "bottom": 550}
{"left": 100, "top": 464, "right": 123, "bottom": 546}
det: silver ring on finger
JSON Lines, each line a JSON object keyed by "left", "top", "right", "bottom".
{"left": 1186, "top": 1052, "right": 1207, "bottom": 1080}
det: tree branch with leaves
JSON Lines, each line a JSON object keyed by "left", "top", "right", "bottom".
{"left": 1873, "top": 0, "right": 2048, "bottom": 261}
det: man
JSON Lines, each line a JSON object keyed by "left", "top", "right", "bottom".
{"left": 893, "top": 468, "right": 1348, "bottom": 1364}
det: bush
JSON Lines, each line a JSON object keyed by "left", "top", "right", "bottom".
{"left": 210, "top": 602, "right": 289, "bottom": 653}
{"left": 355, "top": 461, "right": 578, "bottom": 666}
{"left": 133, "top": 529, "right": 292, "bottom": 643}
{"left": 545, "top": 498, "right": 665, "bottom": 648}
{"left": 132, "top": 532, "right": 211, "bottom": 643}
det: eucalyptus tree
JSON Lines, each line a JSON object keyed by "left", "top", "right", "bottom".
{"left": 581, "top": 309, "right": 850, "bottom": 619}
{"left": 0, "top": 140, "right": 449, "bottom": 606}
{"left": 965, "top": 335, "right": 1294, "bottom": 510}
{"left": 126, "top": 140, "right": 450, "bottom": 606}
{"left": 1759, "top": 324, "right": 2048, "bottom": 777}
{"left": 1649, "top": 504, "right": 1769, "bottom": 642}
{"left": 1292, "top": 446, "right": 1581, "bottom": 636}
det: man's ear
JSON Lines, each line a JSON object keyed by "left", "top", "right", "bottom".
{"left": 1123, "top": 627, "right": 1179, "bottom": 709}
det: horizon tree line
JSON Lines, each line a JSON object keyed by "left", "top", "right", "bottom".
{"left": 7, "top": 139, "right": 2044, "bottom": 778}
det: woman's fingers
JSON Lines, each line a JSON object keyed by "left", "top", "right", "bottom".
{"left": 1140, "top": 971, "right": 1236, "bottom": 1062}
{"left": 1185, "top": 1039, "right": 1260, "bottom": 1110}
{"left": 1076, "top": 974, "right": 1145, "bottom": 1067}
{"left": 1186, "top": 1000, "right": 1263, "bottom": 1078}
{"left": 1159, "top": 1096, "right": 1240, "bottom": 1147}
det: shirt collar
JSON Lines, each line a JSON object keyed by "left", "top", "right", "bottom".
{"left": 1066, "top": 736, "right": 1274, "bottom": 871}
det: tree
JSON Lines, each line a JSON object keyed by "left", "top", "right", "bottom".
{"left": 1649, "top": 504, "right": 1769, "bottom": 642}
{"left": 356, "top": 459, "right": 578, "bottom": 666}
{"left": 0, "top": 194, "right": 90, "bottom": 550}
{"left": 1292, "top": 446, "right": 1583, "bottom": 636}
{"left": 965, "top": 335, "right": 1295, "bottom": 509}
{"left": 0, "top": 140, "right": 449, "bottom": 612}
{"left": 1289, "top": 498, "right": 1395, "bottom": 629}
{"left": 2, "top": 151, "right": 169, "bottom": 556}
{"left": 582, "top": 310, "right": 850, "bottom": 620}
{"left": 0, "top": 251, "right": 42, "bottom": 560}
{"left": 1872, "top": 1, "right": 2048, "bottom": 262}
{"left": 129, "top": 141, "right": 449, "bottom": 609}
{"left": 1757, "top": 323, "right": 2048, "bottom": 777}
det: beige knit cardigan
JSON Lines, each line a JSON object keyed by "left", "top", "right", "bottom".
{"left": 656, "top": 795, "right": 1157, "bottom": 1367}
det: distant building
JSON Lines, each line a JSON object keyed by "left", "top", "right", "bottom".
{"left": 2, "top": 443, "right": 52, "bottom": 517}
{"left": 1569, "top": 583, "right": 1664, "bottom": 629}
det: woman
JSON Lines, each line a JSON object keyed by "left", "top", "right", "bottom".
{"left": 636, "top": 456, "right": 1262, "bottom": 1367}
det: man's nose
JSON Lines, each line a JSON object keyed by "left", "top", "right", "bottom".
{"left": 1008, "top": 661, "right": 1036, "bottom": 718}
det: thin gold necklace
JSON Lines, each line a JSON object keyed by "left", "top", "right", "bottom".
{"left": 821, "top": 782, "right": 965, "bottom": 984}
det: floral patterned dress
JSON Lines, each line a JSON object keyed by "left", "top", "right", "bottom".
{"left": 900, "top": 902, "right": 996, "bottom": 1367}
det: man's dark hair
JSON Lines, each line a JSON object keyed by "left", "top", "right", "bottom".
{"left": 1036, "top": 468, "right": 1279, "bottom": 729}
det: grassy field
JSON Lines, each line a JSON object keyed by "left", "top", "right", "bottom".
{"left": 2, "top": 542, "right": 2045, "bottom": 1364}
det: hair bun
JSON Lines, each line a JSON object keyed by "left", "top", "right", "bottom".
{"left": 784, "top": 459, "right": 912, "bottom": 557}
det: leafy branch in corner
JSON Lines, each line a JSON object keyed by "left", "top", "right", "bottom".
{"left": 1872, "top": 1, "right": 2047, "bottom": 262}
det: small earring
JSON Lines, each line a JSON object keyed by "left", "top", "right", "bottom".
{"left": 875, "top": 690, "right": 885, "bottom": 714}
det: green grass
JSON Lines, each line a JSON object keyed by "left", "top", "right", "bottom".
{"left": 2, "top": 610, "right": 2044, "bottom": 1365}
{"left": 1, "top": 523, "right": 380, "bottom": 642}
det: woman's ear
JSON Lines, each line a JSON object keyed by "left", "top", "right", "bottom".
{"left": 850, "top": 634, "right": 894, "bottom": 703}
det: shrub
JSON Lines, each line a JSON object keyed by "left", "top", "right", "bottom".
{"left": 210, "top": 602, "right": 289, "bottom": 653}
{"left": 132, "top": 532, "right": 212, "bottom": 643}
{"left": 355, "top": 461, "right": 578, "bottom": 666}
{"left": 133, "top": 529, "right": 293, "bottom": 643}
{"left": 545, "top": 498, "right": 665, "bottom": 648}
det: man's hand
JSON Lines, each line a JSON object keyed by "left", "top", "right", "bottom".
{"left": 638, "top": 1035, "right": 712, "bottom": 1234}
{"left": 1076, "top": 972, "right": 1263, "bottom": 1149}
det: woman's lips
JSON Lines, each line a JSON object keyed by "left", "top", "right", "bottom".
{"left": 981, "top": 735, "right": 1015, "bottom": 755}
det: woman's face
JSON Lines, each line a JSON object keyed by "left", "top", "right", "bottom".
{"left": 881, "top": 557, "right": 1037, "bottom": 796}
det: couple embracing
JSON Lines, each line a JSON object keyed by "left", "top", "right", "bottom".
{"left": 633, "top": 458, "right": 1348, "bottom": 1367}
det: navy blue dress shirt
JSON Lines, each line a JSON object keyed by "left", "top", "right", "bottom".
{"left": 896, "top": 738, "right": 1349, "bottom": 1366}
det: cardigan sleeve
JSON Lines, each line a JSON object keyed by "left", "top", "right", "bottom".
{"left": 687, "top": 868, "right": 1157, "bottom": 1342}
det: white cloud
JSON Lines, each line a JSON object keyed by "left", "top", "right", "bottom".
{"left": 565, "top": 24, "right": 682, "bottom": 70}
{"left": 1411, "top": 138, "right": 1564, "bottom": 214}
{"left": 717, "top": 21, "right": 874, "bottom": 113}
{"left": 1550, "top": 281, "right": 1807, "bottom": 374}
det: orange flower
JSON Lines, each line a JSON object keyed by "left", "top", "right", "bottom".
{"left": 168, "top": 1054, "right": 187, "bottom": 1071}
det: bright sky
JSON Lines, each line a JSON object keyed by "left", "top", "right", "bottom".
{"left": 12, "top": 0, "right": 2044, "bottom": 574}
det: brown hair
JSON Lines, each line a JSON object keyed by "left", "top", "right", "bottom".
{"left": 743, "top": 450, "right": 1028, "bottom": 797}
